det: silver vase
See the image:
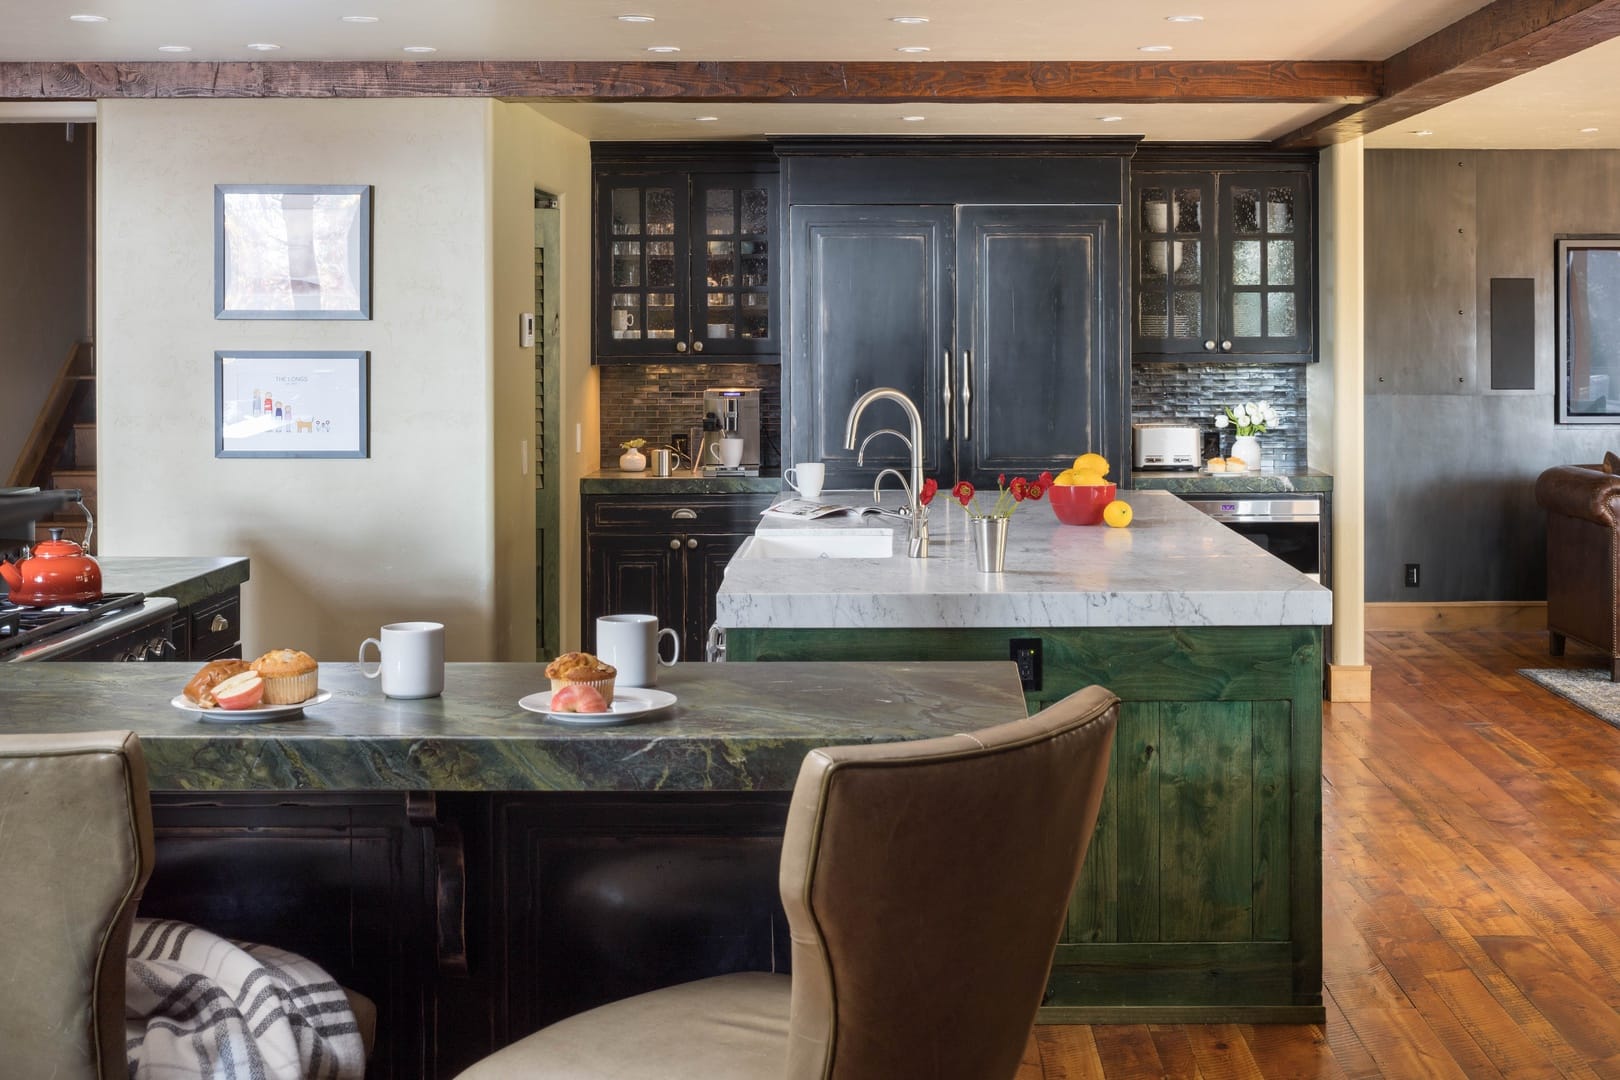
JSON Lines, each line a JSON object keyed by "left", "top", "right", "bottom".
{"left": 970, "top": 516, "right": 1009, "bottom": 573}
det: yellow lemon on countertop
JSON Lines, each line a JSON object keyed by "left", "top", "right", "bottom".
{"left": 1072, "top": 452, "right": 1110, "bottom": 476}
{"left": 1103, "top": 500, "right": 1133, "bottom": 528}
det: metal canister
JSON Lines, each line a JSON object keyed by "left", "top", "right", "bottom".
{"left": 649, "top": 447, "right": 674, "bottom": 477}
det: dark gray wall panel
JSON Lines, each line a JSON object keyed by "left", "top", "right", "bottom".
{"left": 1489, "top": 278, "right": 1535, "bottom": 390}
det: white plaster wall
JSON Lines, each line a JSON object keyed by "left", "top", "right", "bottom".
{"left": 96, "top": 98, "right": 496, "bottom": 660}
{"left": 489, "top": 102, "right": 596, "bottom": 659}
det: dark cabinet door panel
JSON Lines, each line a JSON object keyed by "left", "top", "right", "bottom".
{"left": 957, "top": 205, "right": 1123, "bottom": 485}
{"left": 689, "top": 535, "right": 751, "bottom": 659}
{"left": 789, "top": 205, "right": 952, "bottom": 485}
{"left": 585, "top": 539, "right": 680, "bottom": 654}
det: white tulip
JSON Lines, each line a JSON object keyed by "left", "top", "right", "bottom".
{"left": 1215, "top": 414, "right": 1229, "bottom": 429}
{"left": 1257, "top": 400, "right": 1271, "bottom": 413}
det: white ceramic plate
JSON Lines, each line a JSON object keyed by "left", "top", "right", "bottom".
{"left": 170, "top": 689, "right": 332, "bottom": 723}
{"left": 517, "top": 687, "right": 677, "bottom": 726}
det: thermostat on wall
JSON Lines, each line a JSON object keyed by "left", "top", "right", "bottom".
{"left": 520, "top": 312, "right": 536, "bottom": 348}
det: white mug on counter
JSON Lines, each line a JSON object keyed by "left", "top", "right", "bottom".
{"left": 359, "top": 621, "right": 445, "bottom": 699}
{"left": 596, "top": 613, "right": 679, "bottom": 688}
{"left": 709, "top": 435, "right": 745, "bottom": 469}
{"left": 784, "top": 462, "right": 825, "bottom": 499}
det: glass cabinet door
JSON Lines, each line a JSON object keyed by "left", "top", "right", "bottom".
{"left": 690, "top": 172, "right": 778, "bottom": 357}
{"left": 1220, "top": 171, "right": 1313, "bottom": 357}
{"left": 1132, "top": 174, "right": 1217, "bottom": 357}
{"left": 598, "top": 172, "right": 690, "bottom": 357}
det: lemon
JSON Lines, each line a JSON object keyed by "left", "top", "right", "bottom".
{"left": 1103, "top": 500, "right": 1133, "bottom": 528}
{"left": 1053, "top": 469, "right": 1082, "bottom": 486}
{"left": 1072, "top": 452, "right": 1110, "bottom": 477}
{"left": 1071, "top": 470, "right": 1108, "bottom": 487}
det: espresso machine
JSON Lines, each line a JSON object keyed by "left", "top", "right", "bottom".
{"left": 696, "top": 387, "right": 761, "bottom": 476}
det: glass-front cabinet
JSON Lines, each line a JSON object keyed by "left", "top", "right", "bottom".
{"left": 595, "top": 157, "right": 779, "bottom": 363}
{"left": 1133, "top": 166, "right": 1314, "bottom": 362}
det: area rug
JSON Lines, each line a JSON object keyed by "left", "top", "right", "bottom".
{"left": 1519, "top": 668, "right": 1620, "bottom": 731}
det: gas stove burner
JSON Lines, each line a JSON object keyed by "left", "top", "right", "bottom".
{"left": 0, "top": 591, "right": 148, "bottom": 658}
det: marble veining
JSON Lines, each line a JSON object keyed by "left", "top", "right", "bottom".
{"left": 582, "top": 472, "right": 783, "bottom": 495}
{"left": 1130, "top": 469, "right": 1334, "bottom": 494}
{"left": 98, "top": 556, "right": 249, "bottom": 607}
{"left": 716, "top": 490, "right": 1332, "bottom": 630}
{"left": 0, "top": 661, "right": 1028, "bottom": 793}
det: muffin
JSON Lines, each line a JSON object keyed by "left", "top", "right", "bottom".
{"left": 545, "top": 651, "right": 616, "bottom": 703}
{"left": 252, "top": 648, "right": 319, "bottom": 704}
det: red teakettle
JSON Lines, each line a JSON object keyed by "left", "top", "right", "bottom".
{"left": 0, "top": 527, "right": 103, "bottom": 606}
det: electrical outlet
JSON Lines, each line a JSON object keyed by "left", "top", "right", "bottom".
{"left": 1405, "top": 563, "right": 1420, "bottom": 588}
{"left": 1010, "top": 637, "right": 1042, "bottom": 692}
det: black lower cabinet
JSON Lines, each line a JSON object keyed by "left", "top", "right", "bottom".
{"left": 582, "top": 492, "right": 773, "bottom": 659}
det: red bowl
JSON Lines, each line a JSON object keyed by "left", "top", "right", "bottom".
{"left": 1048, "top": 482, "right": 1117, "bottom": 526}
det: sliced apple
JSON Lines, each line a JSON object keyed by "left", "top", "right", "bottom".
{"left": 550, "top": 684, "right": 609, "bottom": 713}
{"left": 211, "top": 670, "right": 265, "bottom": 710}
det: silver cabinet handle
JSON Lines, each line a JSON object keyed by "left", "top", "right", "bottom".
{"left": 1204, "top": 340, "right": 1216, "bottom": 351}
{"left": 961, "top": 350, "right": 973, "bottom": 441}
{"left": 675, "top": 341, "right": 688, "bottom": 353}
{"left": 1221, "top": 340, "right": 1233, "bottom": 352}
{"left": 686, "top": 537, "right": 698, "bottom": 549}
{"left": 672, "top": 508, "right": 697, "bottom": 520}
{"left": 669, "top": 538, "right": 682, "bottom": 550}
{"left": 692, "top": 340, "right": 704, "bottom": 353}
{"left": 942, "top": 349, "right": 952, "bottom": 441}
{"left": 210, "top": 613, "right": 230, "bottom": 633}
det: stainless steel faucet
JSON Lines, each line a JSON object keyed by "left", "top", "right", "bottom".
{"left": 844, "top": 388, "right": 928, "bottom": 558}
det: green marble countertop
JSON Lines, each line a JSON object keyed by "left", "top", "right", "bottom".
{"left": 582, "top": 470, "right": 782, "bottom": 495}
{"left": 99, "top": 556, "right": 250, "bottom": 607}
{"left": 1129, "top": 469, "right": 1333, "bottom": 494}
{"left": 0, "top": 661, "right": 1027, "bottom": 793}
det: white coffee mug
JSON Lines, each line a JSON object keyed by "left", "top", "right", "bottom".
{"left": 784, "top": 462, "right": 825, "bottom": 498}
{"left": 612, "top": 309, "right": 637, "bottom": 332}
{"left": 596, "top": 614, "right": 679, "bottom": 688}
{"left": 709, "top": 436, "right": 745, "bottom": 469}
{"left": 359, "top": 621, "right": 445, "bottom": 699}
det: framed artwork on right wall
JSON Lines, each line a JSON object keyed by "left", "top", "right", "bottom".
{"left": 1556, "top": 236, "right": 1620, "bottom": 423}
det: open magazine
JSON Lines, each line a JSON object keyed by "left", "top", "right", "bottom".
{"left": 762, "top": 498, "right": 897, "bottom": 520}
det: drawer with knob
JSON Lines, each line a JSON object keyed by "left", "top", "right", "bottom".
{"left": 188, "top": 590, "right": 242, "bottom": 660}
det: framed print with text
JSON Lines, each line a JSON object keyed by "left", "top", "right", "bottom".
{"left": 215, "top": 350, "right": 369, "bottom": 458}
{"left": 1556, "top": 236, "right": 1620, "bottom": 423}
{"left": 215, "top": 184, "right": 372, "bottom": 319}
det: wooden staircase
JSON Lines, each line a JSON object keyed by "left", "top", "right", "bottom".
{"left": 6, "top": 340, "right": 96, "bottom": 548}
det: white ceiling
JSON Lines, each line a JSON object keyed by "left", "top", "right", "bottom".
{"left": 2, "top": 0, "right": 1618, "bottom": 148}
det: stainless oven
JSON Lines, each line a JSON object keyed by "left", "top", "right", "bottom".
{"left": 2, "top": 596, "right": 182, "bottom": 662}
{"left": 1180, "top": 495, "right": 1329, "bottom": 587}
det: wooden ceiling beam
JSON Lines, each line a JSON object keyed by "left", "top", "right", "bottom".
{"left": 1275, "top": 0, "right": 1620, "bottom": 147}
{"left": 0, "top": 59, "right": 1379, "bottom": 105}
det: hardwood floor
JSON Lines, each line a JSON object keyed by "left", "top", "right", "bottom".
{"left": 1020, "top": 630, "right": 1620, "bottom": 1079}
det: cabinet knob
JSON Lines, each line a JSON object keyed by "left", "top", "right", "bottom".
{"left": 686, "top": 537, "right": 698, "bottom": 549}
{"left": 1221, "top": 340, "right": 1233, "bottom": 352}
{"left": 669, "top": 538, "right": 682, "bottom": 550}
{"left": 1204, "top": 340, "right": 1216, "bottom": 351}
{"left": 692, "top": 340, "right": 704, "bottom": 353}
{"left": 675, "top": 341, "right": 688, "bottom": 353}
{"left": 210, "top": 613, "right": 230, "bottom": 633}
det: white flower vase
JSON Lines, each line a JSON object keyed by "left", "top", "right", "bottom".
{"left": 619, "top": 448, "right": 647, "bottom": 472}
{"left": 1229, "top": 435, "right": 1261, "bottom": 472}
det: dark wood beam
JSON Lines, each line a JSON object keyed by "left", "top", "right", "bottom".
{"left": 0, "top": 60, "right": 1378, "bottom": 105}
{"left": 1276, "top": 0, "right": 1620, "bottom": 147}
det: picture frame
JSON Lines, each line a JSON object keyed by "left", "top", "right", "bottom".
{"left": 215, "top": 350, "right": 370, "bottom": 459}
{"left": 1555, "top": 236, "right": 1620, "bottom": 424}
{"left": 215, "top": 184, "right": 372, "bottom": 319}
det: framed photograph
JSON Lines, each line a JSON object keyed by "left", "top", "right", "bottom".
{"left": 215, "top": 184, "right": 372, "bottom": 319}
{"left": 215, "top": 350, "right": 369, "bottom": 458}
{"left": 1556, "top": 236, "right": 1620, "bottom": 423}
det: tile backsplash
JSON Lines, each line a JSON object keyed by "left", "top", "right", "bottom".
{"left": 600, "top": 364, "right": 782, "bottom": 468}
{"left": 1131, "top": 362, "right": 1307, "bottom": 471}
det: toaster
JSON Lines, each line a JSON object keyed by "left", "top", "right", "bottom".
{"left": 1133, "top": 424, "right": 1202, "bottom": 470}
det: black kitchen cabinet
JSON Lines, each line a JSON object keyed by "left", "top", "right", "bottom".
{"left": 582, "top": 493, "right": 774, "bottom": 660}
{"left": 181, "top": 587, "right": 242, "bottom": 660}
{"left": 790, "top": 202, "right": 1122, "bottom": 488}
{"left": 1132, "top": 165, "right": 1315, "bottom": 362}
{"left": 593, "top": 147, "right": 780, "bottom": 364}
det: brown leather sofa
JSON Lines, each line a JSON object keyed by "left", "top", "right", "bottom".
{"left": 1535, "top": 457, "right": 1620, "bottom": 680}
{"left": 458, "top": 684, "right": 1119, "bottom": 1080}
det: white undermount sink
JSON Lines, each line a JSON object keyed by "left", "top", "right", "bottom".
{"left": 736, "top": 530, "right": 894, "bottom": 560}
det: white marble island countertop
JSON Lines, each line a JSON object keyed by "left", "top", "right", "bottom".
{"left": 716, "top": 490, "right": 1332, "bottom": 630}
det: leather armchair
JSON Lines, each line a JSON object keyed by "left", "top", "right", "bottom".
{"left": 1535, "top": 460, "right": 1620, "bottom": 679}
{"left": 458, "top": 684, "right": 1119, "bottom": 1080}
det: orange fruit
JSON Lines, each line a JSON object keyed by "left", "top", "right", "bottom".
{"left": 1103, "top": 500, "right": 1133, "bottom": 528}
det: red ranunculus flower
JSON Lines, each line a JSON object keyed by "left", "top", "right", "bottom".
{"left": 1027, "top": 480, "right": 1046, "bottom": 501}
{"left": 1010, "top": 476, "right": 1029, "bottom": 501}
{"left": 953, "top": 481, "right": 975, "bottom": 507}
{"left": 920, "top": 477, "right": 938, "bottom": 506}
{"left": 1039, "top": 471, "right": 1055, "bottom": 487}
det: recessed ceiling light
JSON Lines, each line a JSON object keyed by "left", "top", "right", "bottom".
{"left": 1165, "top": 14, "right": 1204, "bottom": 22}
{"left": 618, "top": 14, "right": 656, "bottom": 22}
{"left": 68, "top": 14, "right": 107, "bottom": 22}
{"left": 693, "top": 115, "right": 719, "bottom": 122}
{"left": 157, "top": 44, "right": 192, "bottom": 53}
{"left": 896, "top": 45, "right": 931, "bottom": 53}
{"left": 1412, "top": 129, "right": 1434, "bottom": 136}
{"left": 1138, "top": 44, "right": 1173, "bottom": 52}
{"left": 402, "top": 45, "right": 437, "bottom": 53}
{"left": 246, "top": 42, "right": 281, "bottom": 51}
{"left": 1581, "top": 126, "right": 1600, "bottom": 133}
{"left": 1097, "top": 115, "right": 1125, "bottom": 123}
{"left": 340, "top": 15, "right": 380, "bottom": 23}
{"left": 891, "top": 16, "right": 931, "bottom": 24}
{"left": 646, "top": 45, "right": 681, "bottom": 53}
{"left": 901, "top": 115, "right": 927, "bottom": 122}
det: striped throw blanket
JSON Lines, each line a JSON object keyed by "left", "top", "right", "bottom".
{"left": 125, "top": 918, "right": 367, "bottom": 1080}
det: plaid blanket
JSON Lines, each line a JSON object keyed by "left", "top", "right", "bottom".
{"left": 125, "top": 918, "right": 367, "bottom": 1080}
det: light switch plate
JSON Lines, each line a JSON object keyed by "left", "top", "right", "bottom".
{"left": 520, "top": 312, "right": 536, "bottom": 348}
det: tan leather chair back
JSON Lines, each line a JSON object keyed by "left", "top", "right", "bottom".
{"left": 779, "top": 685, "right": 1118, "bottom": 1080}
{"left": 0, "top": 732, "right": 155, "bottom": 1080}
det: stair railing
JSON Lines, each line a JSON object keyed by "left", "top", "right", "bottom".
{"left": 7, "top": 339, "right": 93, "bottom": 488}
